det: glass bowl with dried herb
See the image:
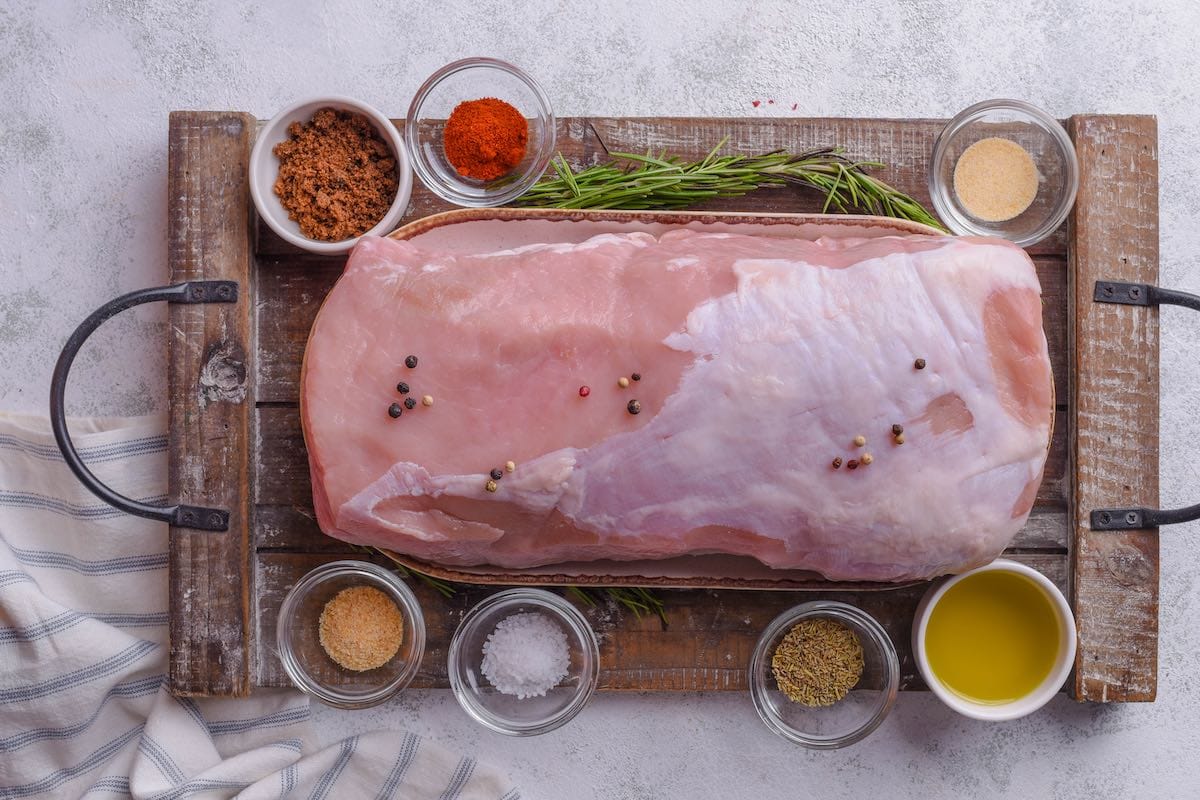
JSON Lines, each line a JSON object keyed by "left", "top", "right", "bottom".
{"left": 276, "top": 560, "right": 426, "bottom": 709}
{"left": 749, "top": 601, "right": 899, "bottom": 748}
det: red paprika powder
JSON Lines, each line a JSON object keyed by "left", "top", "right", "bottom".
{"left": 443, "top": 97, "right": 528, "bottom": 181}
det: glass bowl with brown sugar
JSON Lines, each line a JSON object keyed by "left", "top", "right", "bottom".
{"left": 250, "top": 96, "right": 414, "bottom": 255}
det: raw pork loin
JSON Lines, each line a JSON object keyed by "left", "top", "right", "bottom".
{"left": 301, "top": 229, "right": 1052, "bottom": 582}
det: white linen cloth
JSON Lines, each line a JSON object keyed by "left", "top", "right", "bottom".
{"left": 0, "top": 413, "right": 519, "bottom": 800}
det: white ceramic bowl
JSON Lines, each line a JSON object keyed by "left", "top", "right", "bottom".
{"left": 249, "top": 96, "right": 413, "bottom": 255}
{"left": 912, "top": 559, "right": 1076, "bottom": 721}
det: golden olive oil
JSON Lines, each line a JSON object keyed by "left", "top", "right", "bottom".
{"left": 925, "top": 571, "right": 1060, "bottom": 704}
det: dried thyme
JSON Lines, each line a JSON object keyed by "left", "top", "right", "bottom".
{"left": 771, "top": 618, "right": 864, "bottom": 706}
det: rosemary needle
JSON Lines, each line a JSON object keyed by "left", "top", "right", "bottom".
{"left": 520, "top": 138, "right": 945, "bottom": 231}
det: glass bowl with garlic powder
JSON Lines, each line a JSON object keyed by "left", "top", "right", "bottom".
{"left": 929, "top": 99, "right": 1079, "bottom": 247}
{"left": 749, "top": 601, "right": 899, "bottom": 748}
{"left": 277, "top": 560, "right": 426, "bottom": 709}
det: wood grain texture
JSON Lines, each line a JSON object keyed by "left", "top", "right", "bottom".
{"left": 254, "top": 551, "right": 1067, "bottom": 691}
{"left": 1068, "top": 115, "right": 1160, "bottom": 702}
{"left": 167, "top": 111, "right": 256, "bottom": 697}
{"left": 169, "top": 111, "right": 1157, "bottom": 698}
{"left": 255, "top": 117, "right": 1068, "bottom": 258}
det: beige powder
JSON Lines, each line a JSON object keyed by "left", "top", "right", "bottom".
{"left": 953, "top": 137, "right": 1039, "bottom": 222}
{"left": 318, "top": 585, "right": 404, "bottom": 671}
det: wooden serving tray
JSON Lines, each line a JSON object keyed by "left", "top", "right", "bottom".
{"left": 165, "top": 113, "right": 1159, "bottom": 702}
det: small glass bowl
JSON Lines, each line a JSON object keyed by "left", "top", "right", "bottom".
{"left": 249, "top": 95, "right": 413, "bottom": 254}
{"left": 405, "top": 57, "right": 556, "bottom": 207}
{"left": 448, "top": 588, "right": 599, "bottom": 736}
{"left": 276, "top": 560, "right": 426, "bottom": 709}
{"left": 929, "top": 99, "right": 1078, "bottom": 247}
{"left": 749, "top": 601, "right": 899, "bottom": 749}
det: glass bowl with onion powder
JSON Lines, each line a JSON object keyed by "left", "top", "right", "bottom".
{"left": 929, "top": 99, "right": 1079, "bottom": 247}
{"left": 749, "top": 601, "right": 899, "bottom": 748}
{"left": 448, "top": 588, "right": 599, "bottom": 736}
{"left": 276, "top": 560, "right": 426, "bottom": 709}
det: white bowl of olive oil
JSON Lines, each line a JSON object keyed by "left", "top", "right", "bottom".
{"left": 912, "top": 559, "right": 1076, "bottom": 721}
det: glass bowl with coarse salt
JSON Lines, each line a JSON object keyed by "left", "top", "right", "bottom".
{"left": 448, "top": 588, "right": 599, "bottom": 735}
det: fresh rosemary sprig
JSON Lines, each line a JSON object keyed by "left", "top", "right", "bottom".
{"left": 370, "top": 547, "right": 457, "bottom": 598}
{"left": 567, "top": 586, "right": 669, "bottom": 627}
{"left": 519, "top": 138, "right": 946, "bottom": 231}
{"left": 367, "top": 546, "right": 668, "bottom": 622}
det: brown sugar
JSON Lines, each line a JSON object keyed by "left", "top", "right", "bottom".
{"left": 318, "top": 585, "right": 405, "bottom": 671}
{"left": 952, "top": 137, "right": 1039, "bottom": 223}
{"left": 272, "top": 107, "right": 398, "bottom": 241}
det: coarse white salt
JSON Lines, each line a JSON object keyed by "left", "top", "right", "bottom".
{"left": 480, "top": 611, "right": 570, "bottom": 699}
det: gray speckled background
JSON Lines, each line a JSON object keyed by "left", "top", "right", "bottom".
{"left": 4, "top": 1, "right": 1199, "bottom": 796}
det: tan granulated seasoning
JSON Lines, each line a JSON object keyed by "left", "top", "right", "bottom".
{"left": 771, "top": 618, "right": 864, "bottom": 706}
{"left": 953, "top": 136, "right": 1039, "bottom": 222}
{"left": 318, "top": 586, "right": 404, "bottom": 671}
{"left": 272, "top": 107, "right": 398, "bottom": 242}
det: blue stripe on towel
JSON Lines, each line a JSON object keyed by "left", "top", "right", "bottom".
{"left": 0, "top": 640, "right": 158, "bottom": 704}
{"left": 0, "top": 491, "right": 169, "bottom": 521}
{"left": 137, "top": 735, "right": 186, "bottom": 784}
{"left": 0, "top": 432, "right": 166, "bottom": 464}
{"left": 205, "top": 706, "right": 311, "bottom": 736}
{"left": 0, "top": 725, "right": 143, "bottom": 798}
{"left": 0, "top": 674, "right": 164, "bottom": 752}
{"left": 438, "top": 756, "right": 477, "bottom": 800}
{"left": 81, "top": 776, "right": 132, "bottom": 796}
{"left": 308, "top": 735, "right": 358, "bottom": 800}
{"left": 0, "top": 611, "right": 168, "bottom": 643}
{"left": 7, "top": 545, "right": 167, "bottom": 575}
{"left": 375, "top": 731, "right": 421, "bottom": 800}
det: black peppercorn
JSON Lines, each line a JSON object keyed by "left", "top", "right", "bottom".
{"left": 631, "top": 373, "right": 641, "bottom": 381}
{"left": 847, "top": 459, "right": 859, "bottom": 470}
{"left": 490, "top": 468, "right": 503, "bottom": 480}
{"left": 388, "top": 403, "right": 403, "bottom": 418}
{"left": 396, "top": 382, "right": 410, "bottom": 394}
{"left": 832, "top": 457, "right": 843, "bottom": 469}
{"left": 405, "top": 355, "right": 418, "bottom": 369}
{"left": 627, "top": 399, "right": 641, "bottom": 415}
{"left": 914, "top": 358, "right": 926, "bottom": 370}
{"left": 403, "top": 397, "right": 416, "bottom": 410}
{"left": 892, "top": 424, "right": 904, "bottom": 436}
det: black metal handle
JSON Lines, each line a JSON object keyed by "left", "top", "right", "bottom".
{"left": 1091, "top": 280, "right": 1200, "bottom": 530}
{"left": 49, "top": 281, "right": 238, "bottom": 531}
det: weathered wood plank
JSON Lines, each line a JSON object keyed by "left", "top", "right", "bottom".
{"left": 167, "top": 111, "right": 256, "bottom": 697}
{"left": 254, "top": 551, "right": 1067, "bottom": 691}
{"left": 1068, "top": 115, "right": 1160, "bottom": 702}
{"left": 254, "top": 117, "right": 1068, "bottom": 258}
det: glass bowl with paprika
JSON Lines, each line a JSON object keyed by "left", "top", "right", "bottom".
{"left": 406, "top": 57, "right": 555, "bottom": 207}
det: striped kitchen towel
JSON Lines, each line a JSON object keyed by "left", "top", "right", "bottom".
{"left": 0, "top": 413, "right": 519, "bottom": 800}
